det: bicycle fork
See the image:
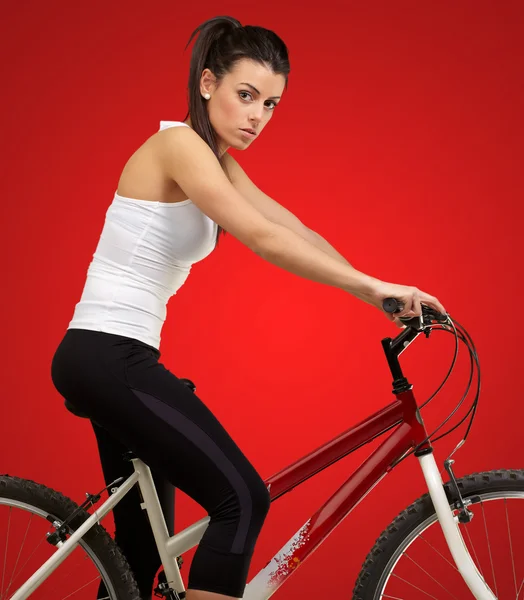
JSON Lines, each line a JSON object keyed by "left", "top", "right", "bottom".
{"left": 418, "top": 451, "right": 497, "bottom": 600}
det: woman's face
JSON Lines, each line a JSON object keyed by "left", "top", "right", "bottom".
{"left": 200, "top": 58, "right": 286, "bottom": 154}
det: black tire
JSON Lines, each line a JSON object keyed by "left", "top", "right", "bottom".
{"left": 352, "top": 469, "right": 524, "bottom": 600}
{"left": 0, "top": 474, "right": 141, "bottom": 600}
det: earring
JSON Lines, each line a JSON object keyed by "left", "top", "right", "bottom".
{"left": 203, "top": 93, "right": 211, "bottom": 100}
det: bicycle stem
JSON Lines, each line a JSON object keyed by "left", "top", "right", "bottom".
{"left": 381, "top": 326, "right": 420, "bottom": 394}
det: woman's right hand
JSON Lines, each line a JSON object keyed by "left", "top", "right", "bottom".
{"left": 368, "top": 281, "right": 447, "bottom": 328}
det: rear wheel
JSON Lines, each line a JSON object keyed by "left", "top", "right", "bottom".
{"left": 0, "top": 474, "right": 141, "bottom": 600}
{"left": 353, "top": 469, "right": 524, "bottom": 599}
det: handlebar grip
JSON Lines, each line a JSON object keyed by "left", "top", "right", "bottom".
{"left": 382, "top": 298, "right": 404, "bottom": 313}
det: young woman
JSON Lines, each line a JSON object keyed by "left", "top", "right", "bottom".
{"left": 51, "top": 15, "right": 446, "bottom": 600}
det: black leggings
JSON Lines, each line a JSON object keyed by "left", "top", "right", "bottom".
{"left": 51, "top": 329, "right": 270, "bottom": 598}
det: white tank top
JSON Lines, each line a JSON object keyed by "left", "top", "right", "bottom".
{"left": 67, "top": 121, "right": 218, "bottom": 349}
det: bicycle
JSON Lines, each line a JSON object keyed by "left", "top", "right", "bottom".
{"left": 1, "top": 298, "right": 523, "bottom": 600}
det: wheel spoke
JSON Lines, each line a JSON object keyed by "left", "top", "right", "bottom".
{"left": 2, "top": 525, "right": 47, "bottom": 599}
{"left": 463, "top": 522, "right": 484, "bottom": 579}
{"left": 39, "top": 554, "right": 100, "bottom": 600}
{"left": 402, "top": 552, "right": 460, "bottom": 599}
{"left": 419, "top": 533, "right": 458, "bottom": 572}
{"left": 516, "top": 576, "right": 524, "bottom": 599}
{"left": 391, "top": 573, "right": 440, "bottom": 599}
{"left": 505, "top": 498, "right": 518, "bottom": 599}
{"left": 480, "top": 499, "right": 498, "bottom": 598}
{"left": 1, "top": 529, "right": 103, "bottom": 600}
{"left": 2, "top": 512, "right": 35, "bottom": 600}
{"left": 58, "top": 573, "right": 103, "bottom": 600}
{"left": 1, "top": 507, "right": 12, "bottom": 598}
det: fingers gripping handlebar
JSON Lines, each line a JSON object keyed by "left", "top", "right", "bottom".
{"left": 382, "top": 298, "right": 449, "bottom": 330}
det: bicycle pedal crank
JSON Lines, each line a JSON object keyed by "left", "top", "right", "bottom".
{"left": 154, "top": 565, "right": 185, "bottom": 599}
{"left": 153, "top": 582, "right": 186, "bottom": 599}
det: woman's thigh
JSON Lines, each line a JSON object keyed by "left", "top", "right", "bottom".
{"left": 51, "top": 329, "right": 269, "bottom": 554}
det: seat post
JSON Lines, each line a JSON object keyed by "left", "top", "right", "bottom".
{"left": 131, "top": 458, "right": 186, "bottom": 593}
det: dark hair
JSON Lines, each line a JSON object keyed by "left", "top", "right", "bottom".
{"left": 182, "top": 16, "right": 291, "bottom": 246}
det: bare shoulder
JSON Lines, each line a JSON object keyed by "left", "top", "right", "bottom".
{"left": 155, "top": 124, "right": 211, "bottom": 158}
{"left": 153, "top": 128, "right": 275, "bottom": 250}
{"left": 117, "top": 126, "right": 204, "bottom": 202}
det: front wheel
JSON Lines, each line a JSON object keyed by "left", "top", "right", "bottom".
{"left": 353, "top": 469, "right": 524, "bottom": 600}
{"left": 0, "top": 474, "right": 141, "bottom": 600}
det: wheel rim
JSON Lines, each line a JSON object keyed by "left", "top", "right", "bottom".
{"left": 375, "top": 491, "right": 524, "bottom": 600}
{"left": 0, "top": 498, "right": 119, "bottom": 600}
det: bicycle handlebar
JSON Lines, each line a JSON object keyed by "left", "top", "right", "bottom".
{"left": 382, "top": 297, "right": 449, "bottom": 329}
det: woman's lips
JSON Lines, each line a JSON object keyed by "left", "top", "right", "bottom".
{"left": 239, "top": 129, "right": 257, "bottom": 139}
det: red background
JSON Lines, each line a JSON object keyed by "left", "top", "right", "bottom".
{"left": 1, "top": 1, "right": 523, "bottom": 597}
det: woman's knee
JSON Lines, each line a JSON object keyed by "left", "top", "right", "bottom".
{"left": 251, "top": 475, "right": 271, "bottom": 518}
{"left": 211, "top": 474, "right": 270, "bottom": 522}
{"left": 241, "top": 476, "right": 272, "bottom": 545}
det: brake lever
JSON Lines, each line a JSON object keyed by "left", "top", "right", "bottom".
{"left": 399, "top": 306, "right": 447, "bottom": 332}
{"left": 399, "top": 315, "right": 424, "bottom": 331}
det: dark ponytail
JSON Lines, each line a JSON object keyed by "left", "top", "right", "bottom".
{"left": 182, "top": 16, "right": 290, "bottom": 247}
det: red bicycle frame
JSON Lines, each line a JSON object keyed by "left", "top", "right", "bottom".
{"left": 259, "top": 326, "right": 432, "bottom": 590}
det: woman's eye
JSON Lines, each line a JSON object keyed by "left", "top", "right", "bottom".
{"left": 239, "top": 91, "right": 252, "bottom": 101}
{"left": 239, "top": 91, "right": 277, "bottom": 110}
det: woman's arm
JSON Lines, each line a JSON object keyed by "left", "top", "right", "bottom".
{"left": 157, "top": 127, "right": 446, "bottom": 319}
{"left": 304, "top": 228, "right": 352, "bottom": 267}
{"left": 158, "top": 127, "right": 377, "bottom": 303}
{"left": 222, "top": 152, "right": 353, "bottom": 267}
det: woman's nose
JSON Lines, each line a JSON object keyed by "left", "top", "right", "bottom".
{"left": 250, "top": 104, "right": 265, "bottom": 124}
